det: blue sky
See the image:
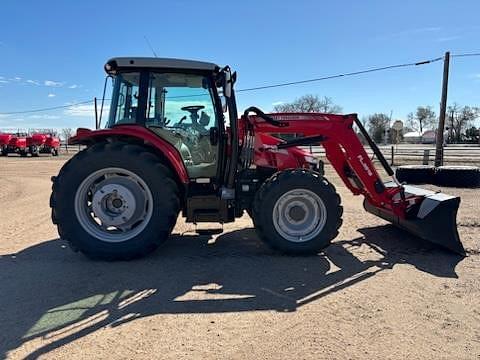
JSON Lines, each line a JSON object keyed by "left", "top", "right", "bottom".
{"left": 0, "top": 0, "right": 479, "bottom": 130}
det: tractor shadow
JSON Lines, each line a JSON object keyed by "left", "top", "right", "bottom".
{"left": 0, "top": 225, "right": 464, "bottom": 359}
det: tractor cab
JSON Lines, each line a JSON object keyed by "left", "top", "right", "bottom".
{"left": 104, "top": 58, "right": 237, "bottom": 183}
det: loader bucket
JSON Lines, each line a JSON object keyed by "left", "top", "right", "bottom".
{"left": 364, "top": 184, "right": 465, "bottom": 256}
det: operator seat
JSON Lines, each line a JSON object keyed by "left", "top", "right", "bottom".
{"left": 198, "top": 111, "right": 210, "bottom": 131}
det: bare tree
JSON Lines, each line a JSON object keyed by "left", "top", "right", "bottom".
{"left": 61, "top": 128, "right": 74, "bottom": 142}
{"left": 447, "top": 104, "right": 479, "bottom": 143}
{"left": 273, "top": 95, "right": 342, "bottom": 113}
{"left": 406, "top": 106, "right": 436, "bottom": 133}
{"left": 60, "top": 128, "right": 74, "bottom": 153}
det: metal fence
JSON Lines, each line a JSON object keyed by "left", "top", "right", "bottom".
{"left": 58, "top": 142, "right": 480, "bottom": 166}
{"left": 302, "top": 144, "right": 480, "bottom": 166}
{"left": 58, "top": 143, "right": 85, "bottom": 154}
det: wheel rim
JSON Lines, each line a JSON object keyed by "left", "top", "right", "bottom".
{"left": 272, "top": 189, "right": 327, "bottom": 243}
{"left": 74, "top": 167, "right": 154, "bottom": 243}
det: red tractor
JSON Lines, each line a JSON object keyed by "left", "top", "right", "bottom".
{"left": 27, "top": 132, "right": 60, "bottom": 156}
{"left": 50, "top": 57, "right": 464, "bottom": 260}
{"left": 0, "top": 132, "right": 13, "bottom": 156}
{"left": 7, "top": 132, "right": 28, "bottom": 156}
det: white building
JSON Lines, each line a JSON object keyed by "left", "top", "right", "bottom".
{"left": 403, "top": 130, "right": 436, "bottom": 144}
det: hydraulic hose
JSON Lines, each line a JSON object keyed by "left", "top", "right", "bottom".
{"left": 242, "top": 106, "right": 288, "bottom": 127}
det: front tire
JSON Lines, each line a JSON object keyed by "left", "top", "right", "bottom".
{"left": 50, "top": 142, "right": 180, "bottom": 260}
{"left": 252, "top": 169, "right": 342, "bottom": 255}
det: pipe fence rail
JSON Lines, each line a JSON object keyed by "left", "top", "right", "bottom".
{"left": 303, "top": 144, "right": 480, "bottom": 166}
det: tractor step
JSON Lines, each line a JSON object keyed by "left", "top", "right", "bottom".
{"left": 195, "top": 228, "right": 223, "bottom": 236}
{"left": 185, "top": 195, "right": 233, "bottom": 223}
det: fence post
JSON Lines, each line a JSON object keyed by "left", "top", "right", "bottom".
{"left": 390, "top": 145, "right": 394, "bottom": 166}
{"left": 423, "top": 149, "right": 430, "bottom": 165}
{"left": 435, "top": 52, "right": 450, "bottom": 167}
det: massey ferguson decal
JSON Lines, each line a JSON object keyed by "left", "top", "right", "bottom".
{"left": 357, "top": 154, "right": 373, "bottom": 177}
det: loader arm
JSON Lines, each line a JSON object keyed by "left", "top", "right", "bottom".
{"left": 249, "top": 113, "right": 402, "bottom": 213}
{"left": 246, "top": 112, "right": 464, "bottom": 255}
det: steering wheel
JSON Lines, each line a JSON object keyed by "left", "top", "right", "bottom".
{"left": 181, "top": 105, "right": 205, "bottom": 113}
{"left": 181, "top": 105, "right": 209, "bottom": 133}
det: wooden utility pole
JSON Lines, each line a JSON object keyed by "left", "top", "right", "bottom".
{"left": 435, "top": 52, "right": 450, "bottom": 167}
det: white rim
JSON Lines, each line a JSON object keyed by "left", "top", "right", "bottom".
{"left": 74, "top": 167, "right": 154, "bottom": 243}
{"left": 272, "top": 189, "right": 327, "bottom": 243}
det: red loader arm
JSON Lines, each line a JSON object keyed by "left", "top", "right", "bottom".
{"left": 250, "top": 113, "right": 400, "bottom": 210}
{"left": 246, "top": 111, "right": 464, "bottom": 255}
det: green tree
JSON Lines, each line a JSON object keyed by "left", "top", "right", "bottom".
{"left": 407, "top": 106, "right": 436, "bottom": 133}
{"left": 367, "top": 113, "right": 390, "bottom": 143}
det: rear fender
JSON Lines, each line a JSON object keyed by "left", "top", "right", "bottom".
{"left": 70, "top": 126, "right": 189, "bottom": 184}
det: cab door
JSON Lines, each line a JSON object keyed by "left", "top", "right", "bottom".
{"left": 145, "top": 72, "right": 220, "bottom": 181}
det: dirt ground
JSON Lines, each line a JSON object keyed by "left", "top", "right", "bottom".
{"left": 0, "top": 155, "right": 479, "bottom": 360}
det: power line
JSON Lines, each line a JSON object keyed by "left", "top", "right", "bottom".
{"left": 169, "top": 56, "right": 444, "bottom": 96}
{"left": 0, "top": 54, "right": 461, "bottom": 115}
{"left": 236, "top": 57, "right": 443, "bottom": 92}
{"left": 0, "top": 99, "right": 94, "bottom": 115}
{"left": 452, "top": 52, "right": 480, "bottom": 58}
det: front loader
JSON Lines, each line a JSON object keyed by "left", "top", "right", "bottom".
{"left": 50, "top": 57, "right": 464, "bottom": 260}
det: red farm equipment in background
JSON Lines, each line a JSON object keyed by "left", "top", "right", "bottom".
{"left": 6, "top": 133, "right": 28, "bottom": 157}
{"left": 0, "top": 130, "right": 60, "bottom": 157}
{"left": 27, "top": 132, "right": 60, "bottom": 157}
{"left": 0, "top": 132, "right": 13, "bottom": 156}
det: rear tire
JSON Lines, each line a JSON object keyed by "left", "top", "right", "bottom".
{"left": 252, "top": 169, "right": 342, "bottom": 255}
{"left": 395, "top": 165, "right": 435, "bottom": 184}
{"left": 50, "top": 142, "right": 181, "bottom": 260}
{"left": 435, "top": 166, "right": 480, "bottom": 188}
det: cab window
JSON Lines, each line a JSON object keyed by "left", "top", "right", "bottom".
{"left": 145, "top": 72, "right": 219, "bottom": 178}
{"left": 108, "top": 72, "right": 140, "bottom": 125}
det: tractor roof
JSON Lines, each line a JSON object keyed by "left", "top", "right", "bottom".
{"left": 105, "top": 57, "right": 219, "bottom": 74}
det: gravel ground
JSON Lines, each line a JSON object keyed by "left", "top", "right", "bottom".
{"left": 0, "top": 155, "right": 479, "bottom": 359}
